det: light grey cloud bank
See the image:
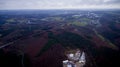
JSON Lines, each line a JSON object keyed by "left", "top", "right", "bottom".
{"left": 0, "top": 0, "right": 120, "bottom": 10}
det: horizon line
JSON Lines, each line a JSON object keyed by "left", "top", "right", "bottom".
{"left": 0, "top": 8, "right": 120, "bottom": 11}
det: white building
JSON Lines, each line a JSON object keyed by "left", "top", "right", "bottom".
{"left": 63, "top": 50, "right": 86, "bottom": 67}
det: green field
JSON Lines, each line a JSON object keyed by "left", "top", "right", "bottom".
{"left": 70, "top": 21, "right": 87, "bottom": 26}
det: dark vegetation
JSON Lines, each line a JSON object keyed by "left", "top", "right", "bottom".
{"left": 0, "top": 10, "right": 120, "bottom": 67}
{"left": 0, "top": 49, "right": 31, "bottom": 67}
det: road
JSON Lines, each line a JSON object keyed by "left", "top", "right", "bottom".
{"left": 0, "top": 42, "right": 14, "bottom": 49}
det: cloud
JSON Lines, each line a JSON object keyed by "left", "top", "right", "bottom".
{"left": 0, "top": 0, "right": 120, "bottom": 10}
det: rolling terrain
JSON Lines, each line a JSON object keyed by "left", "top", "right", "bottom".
{"left": 0, "top": 10, "right": 120, "bottom": 67}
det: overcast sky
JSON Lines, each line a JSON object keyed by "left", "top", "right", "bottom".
{"left": 0, "top": 0, "right": 120, "bottom": 10}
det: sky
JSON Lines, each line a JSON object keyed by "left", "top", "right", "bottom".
{"left": 0, "top": 0, "right": 120, "bottom": 10}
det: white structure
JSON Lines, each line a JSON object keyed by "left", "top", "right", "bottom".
{"left": 69, "top": 53, "right": 74, "bottom": 58}
{"left": 63, "top": 50, "right": 86, "bottom": 67}
{"left": 67, "top": 64, "right": 72, "bottom": 67}
{"left": 79, "top": 52, "right": 86, "bottom": 63}
{"left": 63, "top": 60, "right": 69, "bottom": 64}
